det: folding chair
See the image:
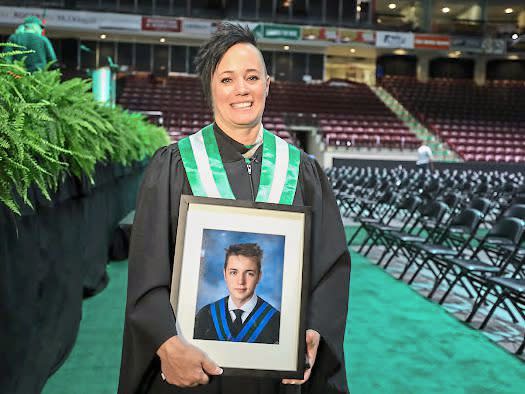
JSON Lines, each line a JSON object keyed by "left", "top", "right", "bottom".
{"left": 438, "top": 217, "right": 525, "bottom": 311}
{"left": 466, "top": 254, "right": 525, "bottom": 354}
{"left": 358, "top": 195, "right": 423, "bottom": 256}
{"left": 398, "top": 208, "right": 484, "bottom": 294}
{"left": 378, "top": 201, "right": 449, "bottom": 270}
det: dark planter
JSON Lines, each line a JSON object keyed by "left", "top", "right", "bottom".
{"left": 0, "top": 161, "right": 146, "bottom": 394}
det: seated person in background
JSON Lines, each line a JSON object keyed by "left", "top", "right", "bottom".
{"left": 194, "top": 243, "right": 280, "bottom": 344}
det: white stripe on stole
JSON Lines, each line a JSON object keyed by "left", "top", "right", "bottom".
{"left": 267, "top": 136, "right": 290, "bottom": 203}
{"left": 189, "top": 132, "right": 221, "bottom": 198}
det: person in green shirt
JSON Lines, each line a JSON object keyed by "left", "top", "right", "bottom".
{"left": 4, "top": 16, "right": 57, "bottom": 72}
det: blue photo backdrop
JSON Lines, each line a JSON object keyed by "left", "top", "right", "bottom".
{"left": 196, "top": 229, "right": 285, "bottom": 313}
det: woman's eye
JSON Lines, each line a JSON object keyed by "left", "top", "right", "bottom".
{"left": 248, "top": 75, "right": 259, "bottom": 81}
{"left": 221, "top": 78, "right": 232, "bottom": 83}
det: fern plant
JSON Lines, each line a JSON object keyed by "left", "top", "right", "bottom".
{"left": 0, "top": 45, "right": 169, "bottom": 214}
{"left": 0, "top": 42, "right": 34, "bottom": 61}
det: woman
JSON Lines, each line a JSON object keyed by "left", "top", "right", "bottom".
{"left": 118, "top": 23, "right": 351, "bottom": 394}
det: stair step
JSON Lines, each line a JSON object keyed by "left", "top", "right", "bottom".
{"left": 370, "top": 85, "right": 461, "bottom": 162}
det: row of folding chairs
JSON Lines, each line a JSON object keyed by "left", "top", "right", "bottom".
{"left": 329, "top": 165, "right": 525, "bottom": 354}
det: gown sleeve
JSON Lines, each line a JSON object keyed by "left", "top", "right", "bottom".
{"left": 299, "top": 155, "right": 351, "bottom": 393}
{"left": 118, "top": 144, "right": 190, "bottom": 394}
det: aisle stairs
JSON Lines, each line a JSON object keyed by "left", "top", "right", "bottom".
{"left": 370, "top": 86, "right": 461, "bottom": 162}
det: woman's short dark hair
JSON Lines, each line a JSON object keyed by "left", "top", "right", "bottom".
{"left": 224, "top": 243, "right": 263, "bottom": 272}
{"left": 194, "top": 23, "right": 265, "bottom": 106}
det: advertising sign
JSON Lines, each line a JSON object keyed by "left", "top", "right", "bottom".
{"left": 339, "top": 29, "right": 375, "bottom": 44}
{"left": 376, "top": 31, "right": 414, "bottom": 49}
{"left": 181, "top": 19, "right": 217, "bottom": 35}
{"left": 0, "top": 6, "right": 141, "bottom": 31}
{"left": 142, "top": 17, "right": 181, "bottom": 32}
{"left": 302, "top": 26, "right": 338, "bottom": 41}
{"left": 414, "top": 34, "right": 450, "bottom": 50}
{"left": 258, "top": 24, "right": 301, "bottom": 40}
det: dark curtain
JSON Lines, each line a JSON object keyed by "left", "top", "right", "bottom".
{"left": 0, "top": 161, "right": 147, "bottom": 394}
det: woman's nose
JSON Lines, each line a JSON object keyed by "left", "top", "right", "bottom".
{"left": 235, "top": 79, "right": 249, "bottom": 95}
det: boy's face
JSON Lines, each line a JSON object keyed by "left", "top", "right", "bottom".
{"left": 224, "top": 254, "right": 261, "bottom": 308}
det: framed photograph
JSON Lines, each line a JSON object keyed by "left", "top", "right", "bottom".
{"left": 170, "top": 195, "right": 311, "bottom": 379}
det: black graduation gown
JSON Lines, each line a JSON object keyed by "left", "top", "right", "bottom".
{"left": 194, "top": 296, "right": 280, "bottom": 344}
{"left": 118, "top": 125, "right": 351, "bottom": 394}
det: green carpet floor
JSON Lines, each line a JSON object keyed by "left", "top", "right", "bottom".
{"left": 43, "top": 262, "right": 128, "bottom": 394}
{"left": 44, "top": 230, "right": 525, "bottom": 393}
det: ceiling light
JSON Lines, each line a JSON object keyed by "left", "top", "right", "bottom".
{"left": 100, "top": 34, "right": 107, "bottom": 39}
{"left": 357, "top": 5, "right": 361, "bottom": 12}
{"left": 388, "top": 3, "right": 396, "bottom": 9}
{"left": 442, "top": 7, "right": 450, "bottom": 14}
{"left": 512, "top": 33, "right": 519, "bottom": 40}
{"left": 508, "top": 55, "right": 519, "bottom": 60}
{"left": 350, "top": 48, "right": 356, "bottom": 54}
{"left": 284, "top": 45, "right": 290, "bottom": 51}
{"left": 377, "top": 18, "right": 382, "bottom": 23}
{"left": 504, "top": 8, "right": 514, "bottom": 14}
{"left": 394, "top": 49, "right": 407, "bottom": 55}
{"left": 160, "top": 37, "right": 166, "bottom": 43}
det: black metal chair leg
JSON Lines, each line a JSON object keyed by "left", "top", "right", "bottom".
{"left": 479, "top": 295, "right": 505, "bottom": 329}
{"left": 499, "top": 299, "right": 520, "bottom": 324}
{"left": 438, "top": 274, "right": 463, "bottom": 305}
{"left": 398, "top": 251, "right": 421, "bottom": 280}
{"left": 517, "top": 336, "right": 525, "bottom": 355}
{"left": 382, "top": 244, "right": 401, "bottom": 269}
{"left": 357, "top": 233, "right": 371, "bottom": 253}
{"left": 427, "top": 266, "right": 451, "bottom": 299}
{"left": 347, "top": 225, "right": 363, "bottom": 246}
{"left": 376, "top": 244, "right": 392, "bottom": 265}
{"left": 408, "top": 260, "right": 427, "bottom": 284}
{"left": 362, "top": 231, "right": 377, "bottom": 255}
{"left": 465, "top": 285, "right": 492, "bottom": 323}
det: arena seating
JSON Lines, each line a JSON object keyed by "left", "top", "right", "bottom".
{"left": 330, "top": 164, "right": 525, "bottom": 353}
{"left": 380, "top": 76, "right": 525, "bottom": 163}
{"left": 118, "top": 75, "right": 420, "bottom": 150}
{"left": 119, "top": 75, "right": 299, "bottom": 146}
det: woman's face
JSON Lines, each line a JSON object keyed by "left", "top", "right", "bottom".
{"left": 211, "top": 43, "right": 270, "bottom": 132}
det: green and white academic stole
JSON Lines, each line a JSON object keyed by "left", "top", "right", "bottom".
{"left": 178, "top": 124, "right": 300, "bottom": 205}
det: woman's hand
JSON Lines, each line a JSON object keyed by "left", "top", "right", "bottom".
{"left": 281, "top": 329, "right": 321, "bottom": 385}
{"left": 156, "top": 336, "right": 223, "bottom": 387}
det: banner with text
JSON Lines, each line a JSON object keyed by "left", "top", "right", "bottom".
{"left": 414, "top": 34, "right": 450, "bottom": 50}
{"left": 0, "top": 6, "right": 141, "bottom": 31}
{"left": 376, "top": 31, "right": 414, "bottom": 49}
{"left": 302, "top": 26, "right": 337, "bottom": 41}
{"left": 180, "top": 19, "right": 217, "bottom": 35}
{"left": 142, "top": 17, "right": 181, "bottom": 32}
{"left": 255, "top": 24, "right": 301, "bottom": 40}
{"left": 339, "top": 29, "right": 375, "bottom": 44}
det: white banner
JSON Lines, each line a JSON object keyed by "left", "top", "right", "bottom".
{"left": 0, "top": 6, "right": 141, "bottom": 31}
{"left": 181, "top": 19, "right": 218, "bottom": 36}
{"left": 376, "top": 31, "right": 414, "bottom": 49}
